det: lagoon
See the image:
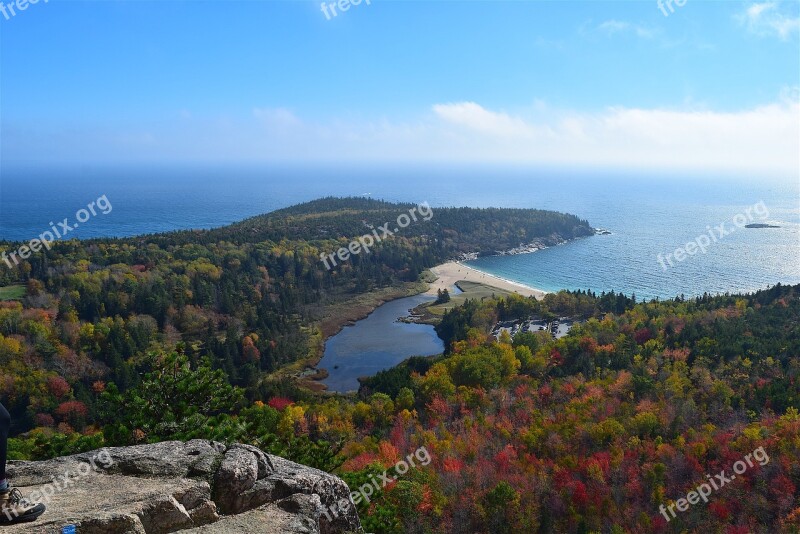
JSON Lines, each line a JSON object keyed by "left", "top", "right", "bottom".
{"left": 318, "top": 294, "right": 444, "bottom": 393}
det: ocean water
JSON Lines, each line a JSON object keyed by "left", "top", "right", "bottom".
{"left": 466, "top": 186, "right": 800, "bottom": 301}
{"left": 1, "top": 164, "right": 798, "bottom": 301}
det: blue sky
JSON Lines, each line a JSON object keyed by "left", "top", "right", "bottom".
{"left": 1, "top": 0, "right": 798, "bottom": 178}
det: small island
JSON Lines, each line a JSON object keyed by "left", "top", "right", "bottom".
{"left": 745, "top": 223, "right": 780, "bottom": 229}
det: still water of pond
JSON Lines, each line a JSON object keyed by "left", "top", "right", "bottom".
{"left": 319, "top": 294, "right": 445, "bottom": 393}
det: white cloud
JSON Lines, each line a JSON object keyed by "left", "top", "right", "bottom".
{"left": 596, "top": 20, "right": 657, "bottom": 39}
{"left": 597, "top": 20, "right": 630, "bottom": 34}
{"left": 738, "top": 2, "right": 800, "bottom": 40}
{"left": 432, "top": 102, "right": 536, "bottom": 137}
{"left": 253, "top": 107, "right": 302, "bottom": 128}
{"left": 423, "top": 100, "right": 799, "bottom": 178}
{"left": 4, "top": 97, "right": 798, "bottom": 180}
{"left": 748, "top": 2, "right": 775, "bottom": 18}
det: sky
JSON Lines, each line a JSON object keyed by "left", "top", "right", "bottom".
{"left": 1, "top": 0, "right": 799, "bottom": 179}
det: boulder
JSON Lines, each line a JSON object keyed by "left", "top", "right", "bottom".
{"left": 3, "top": 441, "right": 362, "bottom": 534}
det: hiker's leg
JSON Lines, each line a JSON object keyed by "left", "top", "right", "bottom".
{"left": 0, "top": 403, "right": 46, "bottom": 523}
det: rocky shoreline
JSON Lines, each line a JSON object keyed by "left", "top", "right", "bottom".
{"left": 457, "top": 228, "right": 609, "bottom": 260}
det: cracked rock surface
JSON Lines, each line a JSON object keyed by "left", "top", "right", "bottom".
{"left": 4, "top": 440, "right": 362, "bottom": 534}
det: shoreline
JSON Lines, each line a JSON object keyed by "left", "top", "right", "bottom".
{"left": 308, "top": 262, "right": 546, "bottom": 392}
{"left": 426, "top": 261, "right": 548, "bottom": 299}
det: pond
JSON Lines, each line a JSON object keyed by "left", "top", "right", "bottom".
{"left": 319, "top": 293, "right": 445, "bottom": 393}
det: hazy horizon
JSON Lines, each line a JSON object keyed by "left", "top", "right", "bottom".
{"left": 2, "top": 1, "right": 799, "bottom": 180}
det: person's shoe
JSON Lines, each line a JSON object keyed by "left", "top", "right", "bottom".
{"left": 0, "top": 488, "right": 46, "bottom": 523}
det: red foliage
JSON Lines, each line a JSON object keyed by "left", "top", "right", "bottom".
{"left": 538, "top": 384, "right": 552, "bottom": 404}
{"left": 34, "top": 413, "right": 55, "bottom": 427}
{"left": 571, "top": 480, "right": 589, "bottom": 508}
{"left": 493, "top": 445, "right": 517, "bottom": 473}
{"left": 23, "top": 309, "right": 54, "bottom": 325}
{"left": 651, "top": 515, "right": 668, "bottom": 532}
{"left": 663, "top": 348, "right": 690, "bottom": 361}
{"left": 342, "top": 451, "right": 379, "bottom": 471}
{"left": 634, "top": 328, "right": 654, "bottom": 345}
{"left": 579, "top": 336, "right": 598, "bottom": 354}
{"left": 709, "top": 501, "right": 732, "bottom": 521}
{"left": 624, "top": 476, "right": 643, "bottom": 497}
{"left": 588, "top": 452, "right": 611, "bottom": 478}
{"left": 55, "top": 400, "right": 88, "bottom": 419}
{"left": 388, "top": 419, "right": 410, "bottom": 453}
{"left": 378, "top": 441, "right": 399, "bottom": 465}
{"left": 553, "top": 469, "right": 572, "bottom": 491}
{"left": 426, "top": 396, "right": 451, "bottom": 421}
{"left": 241, "top": 336, "right": 261, "bottom": 364}
{"left": 418, "top": 485, "right": 434, "bottom": 513}
{"left": 443, "top": 457, "right": 465, "bottom": 473}
{"left": 46, "top": 376, "right": 70, "bottom": 399}
{"left": 267, "top": 397, "right": 293, "bottom": 411}
{"left": 513, "top": 383, "right": 530, "bottom": 398}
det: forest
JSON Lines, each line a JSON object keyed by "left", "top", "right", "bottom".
{"left": 1, "top": 199, "right": 797, "bottom": 532}
{"left": 0, "top": 198, "right": 591, "bottom": 436}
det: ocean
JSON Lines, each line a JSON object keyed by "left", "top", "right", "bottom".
{"left": 1, "top": 164, "right": 798, "bottom": 300}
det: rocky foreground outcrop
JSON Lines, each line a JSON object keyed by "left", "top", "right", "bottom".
{"left": 5, "top": 440, "right": 362, "bottom": 534}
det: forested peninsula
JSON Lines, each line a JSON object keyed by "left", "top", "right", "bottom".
{"left": 0, "top": 197, "right": 592, "bottom": 434}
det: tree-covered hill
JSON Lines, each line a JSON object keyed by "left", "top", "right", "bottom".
{"left": 139, "top": 196, "right": 594, "bottom": 255}
{"left": 305, "top": 284, "right": 800, "bottom": 532}
{"left": 0, "top": 198, "right": 592, "bottom": 441}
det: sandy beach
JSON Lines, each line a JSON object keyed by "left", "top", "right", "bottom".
{"left": 426, "top": 261, "right": 548, "bottom": 299}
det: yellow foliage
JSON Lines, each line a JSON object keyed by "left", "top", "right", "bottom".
{"left": 0, "top": 334, "right": 23, "bottom": 361}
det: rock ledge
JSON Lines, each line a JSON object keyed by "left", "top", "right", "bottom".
{"left": 5, "top": 440, "right": 362, "bottom": 534}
